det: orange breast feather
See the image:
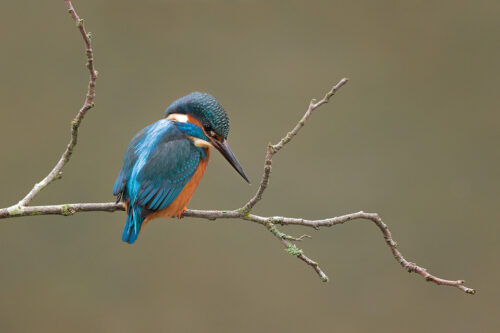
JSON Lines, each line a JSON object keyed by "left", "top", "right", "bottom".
{"left": 143, "top": 148, "right": 210, "bottom": 225}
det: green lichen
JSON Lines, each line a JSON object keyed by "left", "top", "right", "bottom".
{"left": 267, "top": 224, "right": 286, "bottom": 239}
{"left": 238, "top": 206, "right": 250, "bottom": 216}
{"left": 29, "top": 211, "right": 43, "bottom": 216}
{"left": 61, "top": 205, "right": 75, "bottom": 216}
{"left": 7, "top": 205, "right": 23, "bottom": 216}
{"left": 285, "top": 244, "right": 303, "bottom": 257}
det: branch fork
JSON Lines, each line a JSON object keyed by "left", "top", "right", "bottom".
{"left": 0, "top": 1, "right": 475, "bottom": 295}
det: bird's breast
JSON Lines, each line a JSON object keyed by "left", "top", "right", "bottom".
{"left": 143, "top": 148, "right": 210, "bottom": 223}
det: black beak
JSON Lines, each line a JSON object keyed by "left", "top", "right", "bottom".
{"left": 212, "top": 139, "right": 250, "bottom": 184}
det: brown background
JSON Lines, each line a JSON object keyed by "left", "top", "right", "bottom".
{"left": 0, "top": 0, "right": 499, "bottom": 332}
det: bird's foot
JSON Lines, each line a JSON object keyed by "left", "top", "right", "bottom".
{"left": 176, "top": 209, "right": 186, "bottom": 219}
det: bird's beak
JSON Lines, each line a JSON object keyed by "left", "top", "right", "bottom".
{"left": 212, "top": 139, "right": 250, "bottom": 184}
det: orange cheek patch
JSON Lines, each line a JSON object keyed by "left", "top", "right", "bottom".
{"left": 187, "top": 115, "right": 203, "bottom": 128}
{"left": 187, "top": 115, "right": 213, "bottom": 139}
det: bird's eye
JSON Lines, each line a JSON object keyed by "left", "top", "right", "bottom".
{"left": 204, "top": 125, "right": 216, "bottom": 137}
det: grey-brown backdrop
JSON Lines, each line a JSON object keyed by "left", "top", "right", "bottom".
{"left": 0, "top": 0, "right": 498, "bottom": 332}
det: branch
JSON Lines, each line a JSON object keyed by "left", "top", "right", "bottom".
{"left": 0, "top": 200, "right": 475, "bottom": 294}
{"left": 0, "top": 203, "right": 123, "bottom": 218}
{"left": 241, "top": 78, "right": 348, "bottom": 214}
{"left": 0, "top": 2, "right": 475, "bottom": 295}
{"left": 11, "top": 0, "right": 97, "bottom": 209}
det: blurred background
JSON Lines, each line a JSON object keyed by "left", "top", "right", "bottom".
{"left": 0, "top": 0, "right": 499, "bottom": 332}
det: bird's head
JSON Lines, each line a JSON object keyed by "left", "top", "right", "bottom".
{"left": 165, "top": 92, "right": 250, "bottom": 183}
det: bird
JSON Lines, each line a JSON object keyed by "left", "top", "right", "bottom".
{"left": 113, "top": 92, "right": 249, "bottom": 244}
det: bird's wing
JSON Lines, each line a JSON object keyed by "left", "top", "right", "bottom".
{"left": 135, "top": 137, "right": 203, "bottom": 214}
{"left": 112, "top": 126, "right": 151, "bottom": 199}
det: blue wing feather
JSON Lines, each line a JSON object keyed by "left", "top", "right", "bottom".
{"left": 112, "top": 169, "right": 127, "bottom": 197}
{"left": 114, "top": 119, "right": 205, "bottom": 244}
{"left": 136, "top": 139, "right": 202, "bottom": 211}
{"left": 112, "top": 126, "right": 150, "bottom": 198}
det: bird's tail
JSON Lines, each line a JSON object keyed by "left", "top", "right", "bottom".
{"left": 122, "top": 205, "right": 144, "bottom": 244}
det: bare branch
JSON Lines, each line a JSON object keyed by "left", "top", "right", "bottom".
{"left": 12, "top": 0, "right": 98, "bottom": 208}
{"left": 241, "top": 78, "right": 349, "bottom": 214}
{"left": 0, "top": 3, "right": 475, "bottom": 295}
{"left": 0, "top": 203, "right": 124, "bottom": 218}
{"left": 0, "top": 201, "right": 474, "bottom": 294}
{"left": 272, "top": 77, "right": 349, "bottom": 154}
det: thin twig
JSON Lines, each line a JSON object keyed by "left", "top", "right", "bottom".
{"left": 11, "top": 0, "right": 97, "bottom": 208}
{"left": 0, "top": 3, "right": 475, "bottom": 295}
{"left": 241, "top": 78, "right": 348, "bottom": 214}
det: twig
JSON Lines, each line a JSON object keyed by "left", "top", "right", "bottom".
{"left": 0, "top": 2, "right": 475, "bottom": 295}
{"left": 241, "top": 78, "right": 349, "bottom": 214}
{"left": 11, "top": 0, "right": 97, "bottom": 209}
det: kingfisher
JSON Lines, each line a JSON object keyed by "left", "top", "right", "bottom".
{"left": 113, "top": 92, "right": 249, "bottom": 244}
